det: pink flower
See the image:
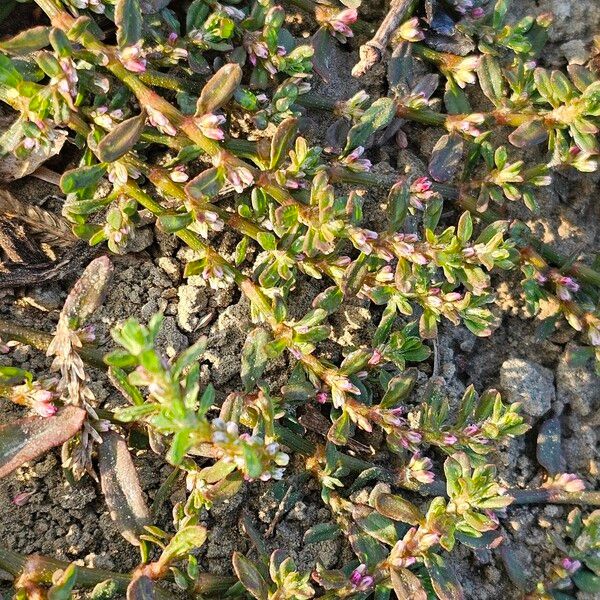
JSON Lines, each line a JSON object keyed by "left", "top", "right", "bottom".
{"left": 543, "top": 473, "right": 586, "bottom": 493}
{"left": 342, "top": 146, "right": 372, "bottom": 172}
{"left": 368, "top": 350, "right": 382, "bottom": 366}
{"left": 146, "top": 106, "right": 177, "bottom": 136}
{"left": 13, "top": 492, "right": 34, "bottom": 506}
{"left": 170, "top": 166, "right": 189, "bottom": 182}
{"left": 443, "top": 434, "right": 458, "bottom": 445}
{"left": 412, "top": 176, "right": 432, "bottom": 194}
{"left": 33, "top": 401, "right": 58, "bottom": 417}
{"left": 195, "top": 113, "right": 226, "bottom": 140}
{"left": 397, "top": 17, "right": 425, "bottom": 42}
{"left": 561, "top": 558, "right": 582, "bottom": 574}
{"left": 118, "top": 42, "right": 147, "bottom": 73}
{"left": 327, "top": 8, "right": 357, "bottom": 40}
{"left": 349, "top": 565, "right": 374, "bottom": 591}
{"left": 470, "top": 7, "right": 484, "bottom": 18}
{"left": 463, "top": 424, "right": 480, "bottom": 436}
{"left": 316, "top": 391, "right": 329, "bottom": 404}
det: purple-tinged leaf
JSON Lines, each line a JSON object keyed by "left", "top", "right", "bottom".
{"left": 508, "top": 119, "right": 548, "bottom": 148}
{"left": 232, "top": 552, "right": 269, "bottom": 600}
{"left": 477, "top": 55, "right": 505, "bottom": 106}
{"left": 195, "top": 63, "right": 242, "bottom": 116}
{"left": 99, "top": 432, "right": 151, "bottom": 546}
{"left": 96, "top": 112, "right": 147, "bottom": 163}
{"left": 536, "top": 415, "right": 564, "bottom": 475}
{"left": 0, "top": 406, "right": 86, "bottom": 478}
{"left": 498, "top": 543, "right": 531, "bottom": 590}
{"left": 127, "top": 575, "right": 156, "bottom": 600}
{"left": 270, "top": 118, "right": 297, "bottom": 169}
{"left": 61, "top": 256, "right": 113, "bottom": 327}
{"left": 455, "top": 530, "right": 504, "bottom": 550}
{"left": 311, "top": 26, "right": 336, "bottom": 83}
{"left": 425, "top": 554, "right": 464, "bottom": 600}
{"left": 429, "top": 133, "right": 463, "bottom": 182}
{"left": 390, "top": 567, "right": 427, "bottom": 600}
{"left": 374, "top": 493, "right": 424, "bottom": 525}
{"left": 325, "top": 118, "right": 350, "bottom": 154}
{"left": 115, "top": 0, "right": 142, "bottom": 49}
{"left": 185, "top": 166, "right": 225, "bottom": 201}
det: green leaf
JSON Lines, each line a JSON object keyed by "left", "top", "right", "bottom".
{"left": 386, "top": 180, "right": 409, "bottom": 231}
{"left": 0, "top": 53, "right": 23, "bottom": 87}
{"left": 257, "top": 231, "right": 277, "bottom": 251}
{"left": 172, "top": 336, "right": 208, "bottom": 379}
{"left": 574, "top": 569, "right": 600, "bottom": 592}
{"left": 380, "top": 370, "right": 417, "bottom": 409}
{"left": 374, "top": 493, "right": 424, "bottom": 525}
{"left": 60, "top": 164, "right": 107, "bottom": 194}
{"left": 114, "top": 404, "right": 157, "bottom": 422}
{"left": 0, "top": 26, "right": 50, "bottom": 55}
{"left": 196, "top": 63, "right": 242, "bottom": 115}
{"left": 48, "top": 563, "right": 78, "bottom": 600}
{"left": 232, "top": 553, "right": 269, "bottom": 600}
{"left": 457, "top": 212, "right": 473, "bottom": 244}
{"left": 353, "top": 506, "right": 400, "bottom": 545}
{"left": 0, "top": 406, "right": 86, "bottom": 478}
{"left": 96, "top": 112, "right": 147, "bottom": 162}
{"left": 423, "top": 197, "right": 443, "bottom": 231}
{"left": 241, "top": 328, "right": 271, "bottom": 392}
{"left": 185, "top": 166, "right": 224, "bottom": 201}
{"left": 270, "top": 117, "right": 297, "bottom": 169}
{"left": 115, "top": 0, "right": 142, "bottom": 49}
{"left": 477, "top": 55, "right": 505, "bottom": 106}
{"left": 158, "top": 212, "right": 193, "bottom": 233}
{"left": 160, "top": 525, "right": 207, "bottom": 565}
{"left": 108, "top": 366, "right": 144, "bottom": 405}
{"left": 345, "top": 98, "right": 397, "bottom": 153}
{"left": 445, "top": 83, "right": 471, "bottom": 115}
{"left": 98, "top": 432, "right": 151, "bottom": 546}
{"left": 187, "top": 0, "right": 210, "bottom": 32}
{"left": 303, "top": 522, "right": 341, "bottom": 544}
{"left": 90, "top": 579, "right": 120, "bottom": 600}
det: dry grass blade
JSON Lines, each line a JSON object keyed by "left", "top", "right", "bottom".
{"left": 0, "top": 188, "right": 74, "bottom": 243}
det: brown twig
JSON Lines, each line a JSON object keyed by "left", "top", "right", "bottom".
{"left": 352, "top": 0, "right": 417, "bottom": 77}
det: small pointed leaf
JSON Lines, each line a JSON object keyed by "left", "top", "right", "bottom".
{"left": 196, "top": 63, "right": 242, "bottom": 116}
{"left": 96, "top": 113, "right": 147, "bottom": 162}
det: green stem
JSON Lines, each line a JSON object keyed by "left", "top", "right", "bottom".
{"left": 139, "top": 69, "right": 202, "bottom": 94}
{"left": 0, "top": 546, "right": 166, "bottom": 600}
{"left": 329, "top": 167, "right": 600, "bottom": 288}
{"left": 509, "top": 488, "right": 600, "bottom": 507}
{"left": 0, "top": 319, "right": 105, "bottom": 369}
